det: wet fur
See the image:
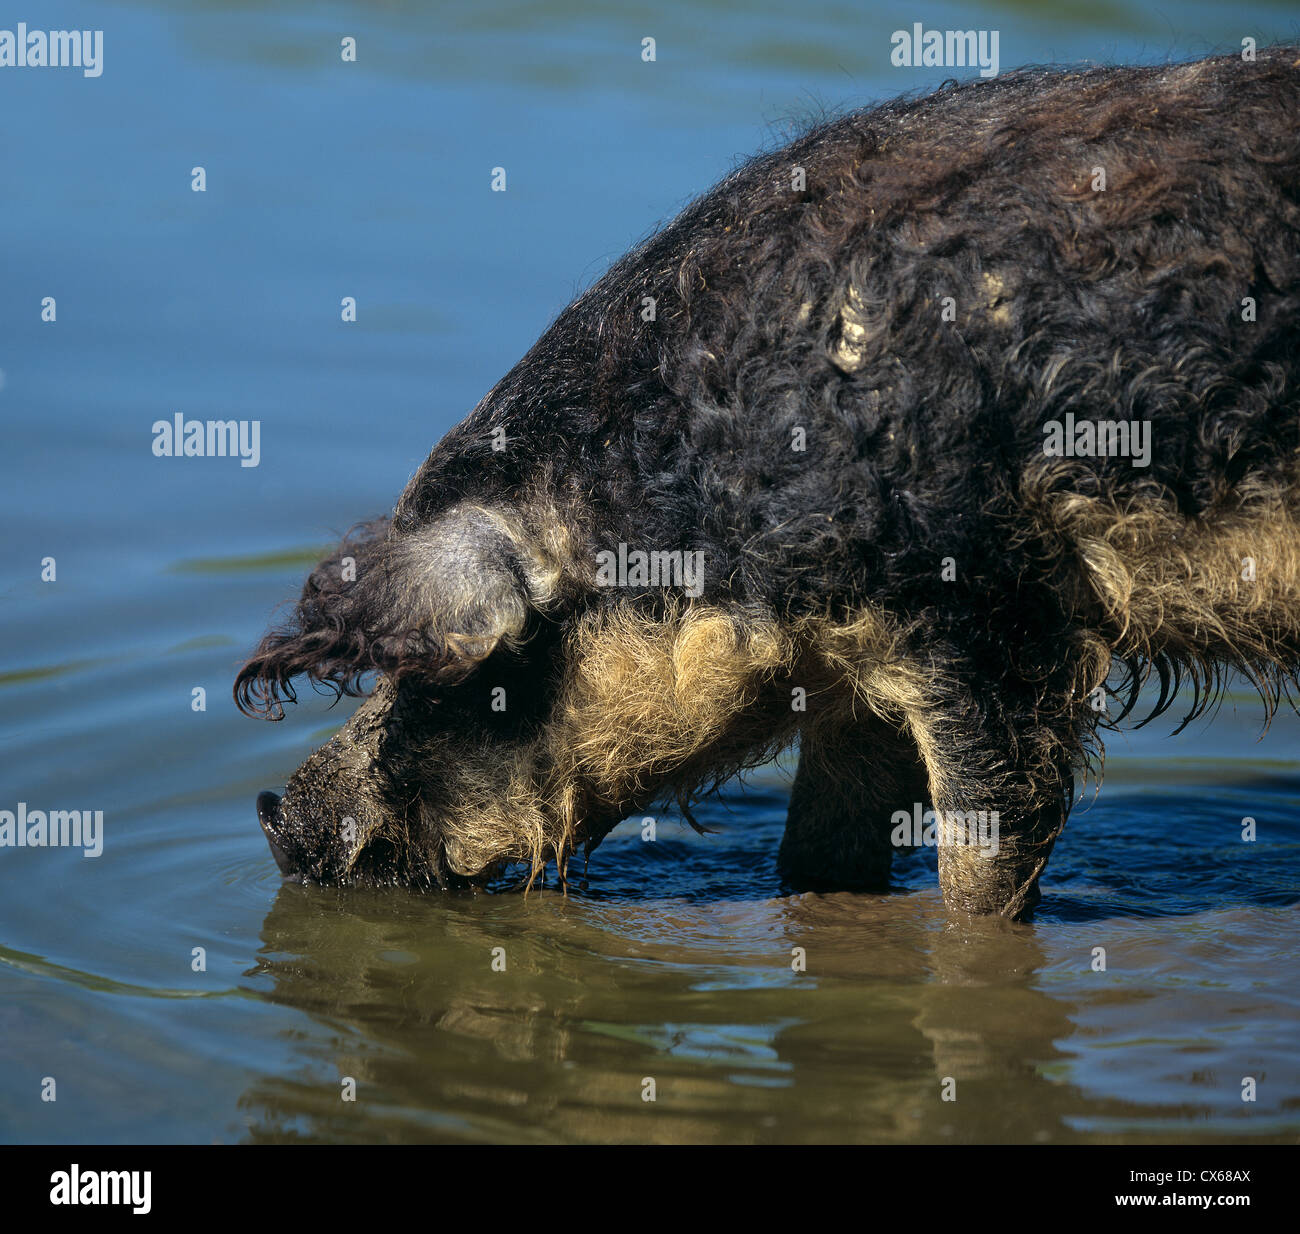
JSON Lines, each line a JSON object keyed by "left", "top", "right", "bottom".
{"left": 237, "top": 48, "right": 1300, "bottom": 916}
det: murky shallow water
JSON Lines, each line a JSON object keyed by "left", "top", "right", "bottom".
{"left": 2, "top": 701, "right": 1297, "bottom": 1144}
{"left": 2, "top": 0, "right": 1298, "bottom": 1144}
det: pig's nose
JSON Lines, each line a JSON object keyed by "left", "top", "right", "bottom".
{"left": 256, "top": 790, "right": 280, "bottom": 827}
{"left": 256, "top": 791, "right": 293, "bottom": 874}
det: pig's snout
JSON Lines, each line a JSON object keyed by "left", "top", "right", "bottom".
{"left": 256, "top": 791, "right": 293, "bottom": 874}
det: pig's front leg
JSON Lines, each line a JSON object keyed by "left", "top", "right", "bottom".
{"left": 915, "top": 684, "right": 1078, "bottom": 919}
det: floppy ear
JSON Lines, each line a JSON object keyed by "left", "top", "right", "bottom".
{"left": 233, "top": 508, "right": 536, "bottom": 718}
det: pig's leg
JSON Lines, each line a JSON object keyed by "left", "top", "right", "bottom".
{"left": 933, "top": 776, "right": 1072, "bottom": 919}
{"left": 914, "top": 684, "right": 1078, "bottom": 919}
{"left": 778, "top": 719, "right": 929, "bottom": 890}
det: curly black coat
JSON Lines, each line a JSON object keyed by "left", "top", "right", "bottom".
{"left": 238, "top": 48, "right": 1300, "bottom": 917}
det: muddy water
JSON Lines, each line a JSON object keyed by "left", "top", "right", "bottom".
{"left": 3, "top": 686, "right": 1296, "bottom": 1144}
{"left": 2, "top": 1, "right": 1298, "bottom": 1144}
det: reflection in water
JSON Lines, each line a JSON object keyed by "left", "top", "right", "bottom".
{"left": 238, "top": 772, "right": 1299, "bottom": 1145}
{"left": 912, "top": 919, "right": 1076, "bottom": 1143}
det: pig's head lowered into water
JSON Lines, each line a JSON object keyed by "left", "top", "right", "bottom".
{"left": 236, "top": 501, "right": 807, "bottom": 888}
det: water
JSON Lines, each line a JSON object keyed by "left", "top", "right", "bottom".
{"left": 2, "top": 0, "right": 1298, "bottom": 1144}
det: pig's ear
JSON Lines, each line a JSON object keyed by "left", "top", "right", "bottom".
{"left": 233, "top": 508, "right": 541, "bottom": 718}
